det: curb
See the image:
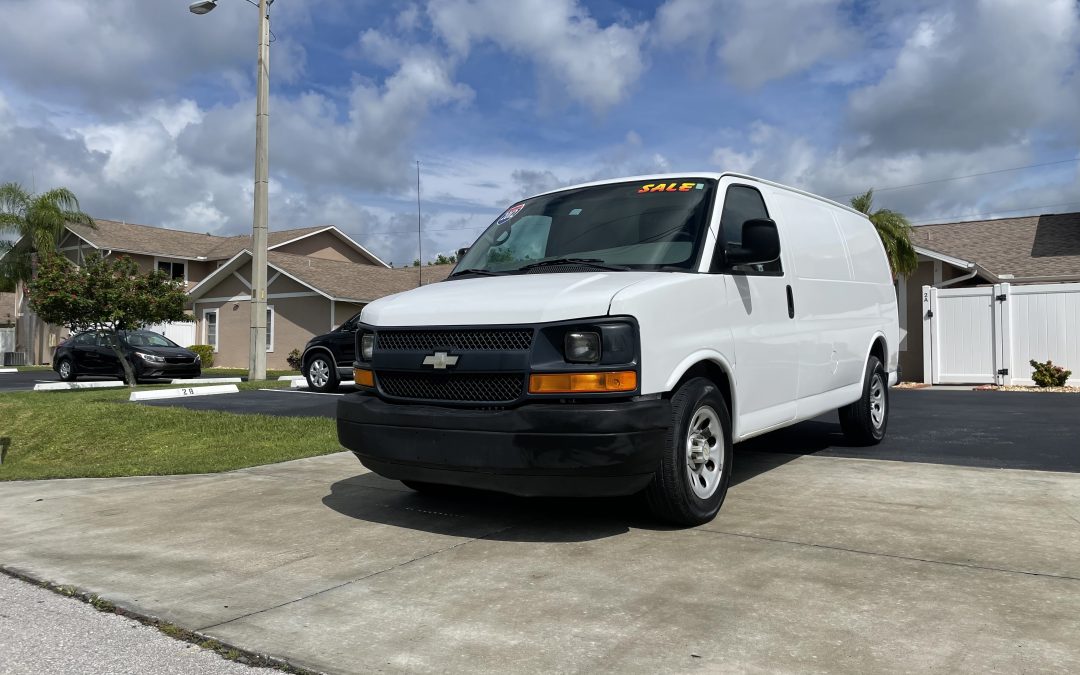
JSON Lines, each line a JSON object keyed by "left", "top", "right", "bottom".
{"left": 33, "top": 381, "right": 127, "bottom": 391}
{"left": 0, "top": 566, "right": 321, "bottom": 675}
{"left": 130, "top": 384, "right": 239, "bottom": 401}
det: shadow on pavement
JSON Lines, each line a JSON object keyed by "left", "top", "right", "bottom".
{"left": 320, "top": 437, "right": 829, "bottom": 542}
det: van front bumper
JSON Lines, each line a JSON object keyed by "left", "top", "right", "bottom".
{"left": 336, "top": 395, "right": 670, "bottom": 497}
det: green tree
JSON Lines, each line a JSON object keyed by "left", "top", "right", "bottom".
{"left": 0, "top": 183, "right": 95, "bottom": 285}
{"left": 850, "top": 189, "right": 918, "bottom": 278}
{"left": 28, "top": 253, "right": 188, "bottom": 386}
{"left": 433, "top": 253, "right": 457, "bottom": 265}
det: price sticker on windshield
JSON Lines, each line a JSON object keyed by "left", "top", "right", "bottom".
{"left": 636, "top": 182, "right": 704, "bottom": 193}
{"left": 496, "top": 203, "right": 525, "bottom": 224}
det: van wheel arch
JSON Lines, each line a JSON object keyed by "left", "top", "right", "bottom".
{"left": 671, "top": 360, "right": 733, "bottom": 430}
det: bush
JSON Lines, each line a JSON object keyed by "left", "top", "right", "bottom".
{"left": 286, "top": 348, "right": 303, "bottom": 370}
{"left": 1029, "top": 359, "right": 1071, "bottom": 387}
{"left": 188, "top": 344, "right": 214, "bottom": 368}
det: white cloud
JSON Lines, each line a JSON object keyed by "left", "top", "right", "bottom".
{"left": 654, "top": 0, "right": 857, "bottom": 88}
{"left": 848, "top": 0, "right": 1080, "bottom": 152}
{"left": 427, "top": 0, "right": 648, "bottom": 111}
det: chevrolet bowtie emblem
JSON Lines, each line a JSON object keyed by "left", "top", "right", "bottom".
{"left": 423, "top": 351, "right": 459, "bottom": 369}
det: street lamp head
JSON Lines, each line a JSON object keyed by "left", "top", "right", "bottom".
{"left": 189, "top": 0, "right": 218, "bottom": 15}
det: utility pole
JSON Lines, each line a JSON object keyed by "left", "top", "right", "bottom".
{"left": 416, "top": 160, "right": 422, "bottom": 287}
{"left": 249, "top": 0, "right": 270, "bottom": 381}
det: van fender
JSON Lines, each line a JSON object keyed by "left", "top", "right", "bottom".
{"left": 663, "top": 349, "right": 740, "bottom": 438}
{"left": 860, "top": 331, "right": 896, "bottom": 386}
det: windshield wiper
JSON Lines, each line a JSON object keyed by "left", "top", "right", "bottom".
{"left": 515, "top": 258, "right": 629, "bottom": 272}
{"left": 448, "top": 268, "right": 506, "bottom": 277}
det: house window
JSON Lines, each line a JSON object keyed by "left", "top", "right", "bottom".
{"left": 204, "top": 309, "right": 218, "bottom": 352}
{"left": 157, "top": 259, "right": 187, "bottom": 282}
{"left": 266, "top": 305, "right": 275, "bottom": 353}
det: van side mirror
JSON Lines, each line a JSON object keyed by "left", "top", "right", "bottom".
{"left": 456, "top": 247, "right": 469, "bottom": 259}
{"left": 726, "top": 218, "right": 780, "bottom": 266}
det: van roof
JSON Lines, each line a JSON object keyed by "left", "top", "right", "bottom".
{"left": 528, "top": 172, "right": 867, "bottom": 219}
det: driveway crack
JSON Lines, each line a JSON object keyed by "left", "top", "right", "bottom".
{"left": 194, "top": 524, "right": 517, "bottom": 632}
{"left": 697, "top": 528, "right": 1080, "bottom": 581}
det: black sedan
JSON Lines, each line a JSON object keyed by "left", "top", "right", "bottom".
{"left": 52, "top": 330, "right": 202, "bottom": 382}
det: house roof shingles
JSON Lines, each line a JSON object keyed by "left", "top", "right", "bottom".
{"left": 268, "top": 252, "right": 453, "bottom": 301}
{"left": 913, "top": 212, "right": 1080, "bottom": 281}
{"left": 67, "top": 220, "right": 331, "bottom": 261}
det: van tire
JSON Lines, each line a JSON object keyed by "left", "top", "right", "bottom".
{"left": 644, "top": 377, "right": 732, "bottom": 526}
{"left": 839, "top": 355, "right": 888, "bottom": 445}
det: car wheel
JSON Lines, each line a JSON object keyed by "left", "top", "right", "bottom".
{"left": 839, "top": 355, "right": 888, "bottom": 446}
{"left": 57, "top": 358, "right": 77, "bottom": 382}
{"left": 644, "top": 377, "right": 733, "bottom": 526}
{"left": 305, "top": 354, "right": 339, "bottom": 392}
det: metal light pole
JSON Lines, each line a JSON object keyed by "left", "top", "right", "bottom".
{"left": 191, "top": 0, "right": 270, "bottom": 381}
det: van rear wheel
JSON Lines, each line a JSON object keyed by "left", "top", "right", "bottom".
{"left": 644, "top": 377, "right": 732, "bottom": 526}
{"left": 839, "top": 355, "right": 888, "bottom": 445}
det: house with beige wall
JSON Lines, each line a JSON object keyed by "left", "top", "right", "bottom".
{"left": 187, "top": 252, "right": 451, "bottom": 369}
{"left": 898, "top": 211, "right": 1080, "bottom": 382}
{"left": 5, "top": 218, "right": 455, "bottom": 368}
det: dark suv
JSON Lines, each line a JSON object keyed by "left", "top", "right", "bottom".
{"left": 300, "top": 311, "right": 361, "bottom": 392}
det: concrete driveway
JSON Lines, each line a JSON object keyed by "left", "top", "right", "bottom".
{"left": 3, "top": 446, "right": 1080, "bottom": 673}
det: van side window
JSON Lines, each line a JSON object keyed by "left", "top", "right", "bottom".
{"left": 715, "top": 184, "right": 782, "bottom": 275}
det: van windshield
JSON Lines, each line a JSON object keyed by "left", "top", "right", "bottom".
{"left": 454, "top": 178, "right": 717, "bottom": 275}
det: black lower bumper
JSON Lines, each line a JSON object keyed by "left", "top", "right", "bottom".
{"left": 336, "top": 395, "right": 671, "bottom": 497}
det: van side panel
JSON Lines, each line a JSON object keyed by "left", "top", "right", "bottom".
{"left": 770, "top": 191, "right": 869, "bottom": 401}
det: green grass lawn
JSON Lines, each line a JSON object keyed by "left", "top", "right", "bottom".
{"left": 202, "top": 368, "right": 301, "bottom": 378}
{"left": 0, "top": 382, "right": 340, "bottom": 481}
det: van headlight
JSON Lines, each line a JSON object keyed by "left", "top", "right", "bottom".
{"left": 564, "top": 331, "right": 601, "bottom": 363}
{"left": 360, "top": 333, "right": 375, "bottom": 361}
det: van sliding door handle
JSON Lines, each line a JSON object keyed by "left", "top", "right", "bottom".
{"left": 786, "top": 285, "right": 795, "bottom": 319}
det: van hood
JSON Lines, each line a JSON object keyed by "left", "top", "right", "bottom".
{"left": 361, "top": 272, "right": 671, "bottom": 326}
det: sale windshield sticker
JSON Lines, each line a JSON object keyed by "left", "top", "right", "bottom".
{"left": 496, "top": 203, "right": 525, "bottom": 224}
{"left": 636, "top": 182, "right": 703, "bottom": 194}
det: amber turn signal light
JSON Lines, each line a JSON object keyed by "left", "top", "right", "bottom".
{"left": 353, "top": 367, "right": 375, "bottom": 388}
{"left": 528, "top": 370, "right": 637, "bottom": 394}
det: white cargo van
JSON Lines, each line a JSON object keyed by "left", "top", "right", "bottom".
{"left": 337, "top": 173, "right": 899, "bottom": 525}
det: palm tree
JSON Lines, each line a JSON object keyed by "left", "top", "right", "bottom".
{"left": 0, "top": 183, "right": 95, "bottom": 285}
{"left": 850, "top": 189, "right": 918, "bottom": 278}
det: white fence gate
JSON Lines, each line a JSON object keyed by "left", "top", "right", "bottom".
{"left": 143, "top": 321, "right": 197, "bottom": 348}
{"left": 923, "top": 282, "right": 1080, "bottom": 386}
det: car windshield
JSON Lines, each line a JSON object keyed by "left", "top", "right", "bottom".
{"left": 454, "top": 178, "right": 717, "bottom": 274}
{"left": 123, "top": 331, "right": 179, "bottom": 348}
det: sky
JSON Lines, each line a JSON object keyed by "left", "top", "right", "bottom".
{"left": 0, "top": 0, "right": 1078, "bottom": 267}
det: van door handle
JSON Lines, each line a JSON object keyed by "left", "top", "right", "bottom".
{"left": 786, "top": 285, "right": 795, "bottom": 319}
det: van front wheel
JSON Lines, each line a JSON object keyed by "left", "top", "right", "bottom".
{"left": 644, "top": 377, "right": 732, "bottom": 526}
{"left": 839, "top": 355, "right": 888, "bottom": 445}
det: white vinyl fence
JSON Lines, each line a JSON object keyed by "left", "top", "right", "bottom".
{"left": 0, "top": 327, "right": 14, "bottom": 355}
{"left": 923, "top": 282, "right": 1080, "bottom": 386}
{"left": 143, "top": 321, "right": 197, "bottom": 348}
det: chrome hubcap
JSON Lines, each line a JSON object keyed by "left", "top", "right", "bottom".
{"left": 309, "top": 359, "right": 329, "bottom": 387}
{"left": 870, "top": 373, "right": 885, "bottom": 428}
{"left": 59, "top": 361, "right": 70, "bottom": 378}
{"left": 686, "top": 405, "right": 723, "bottom": 500}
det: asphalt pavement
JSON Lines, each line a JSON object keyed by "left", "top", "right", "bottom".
{"left": 0, "top": 573, "right": 275, "bottom": 675}
{"left": 141, "top": 387, "right": 1080, "bottom": 473}
{"left": 0, "top": 370, "right": 239, "bottom": 393}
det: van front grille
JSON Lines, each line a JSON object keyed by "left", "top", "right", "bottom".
{"left": 377, "top": 372, "right": 524, "bottom": 403}
{"left": 377, "top": 329, "right": 533, "bottom": 352}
